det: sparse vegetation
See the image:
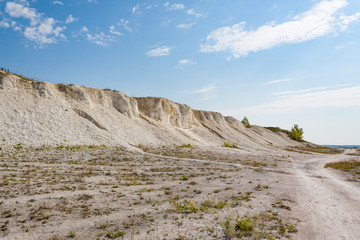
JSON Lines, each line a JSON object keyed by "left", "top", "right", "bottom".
{"left": 220, "top": 212, "right": 297, "bottom": 239}
{"left": 265, "top": 127, "right": 291, "bottom": 135}
{"left": 0, "top": 144, "right": 299, "bottom": 239}
{"left": 223, "top": 141, "right": 239, "bottom": 149}
{"left": 325, "top": 160, "right": 360, "bottom": 174}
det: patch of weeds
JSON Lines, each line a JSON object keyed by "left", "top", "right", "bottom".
{"left": 67, "top": 231, "right": 76, "bottom": 238}
{"left": 220, "top": 212, "right": 297, "bottom": 239}
{"left": 77, "top": 194, "right": 93, "bottom": 201}
{"left": 170, "top": 200, "right": 199, "bottom": 213}
{"left": 106, "top": 231, "right": 125, "bottom": 239}
{"left": 272, "top": 201, "right": 291, "bottom": 211}
{"left": 179, "top": 144, "right": 197, "bottom": 149}
{"left": 202, "top": 198, "right": 227, "bottom": 210}
{"left": 324, "top": 160, "right": 360, "bottom": 173}
{"left": 98, "top": 224, "right": 108, "bottom": 229}
{"left": 179, "top": 176, "right": 189, "bottom": 181}
{"left": 223, "top": 141, "right": 239, "bottom": 149}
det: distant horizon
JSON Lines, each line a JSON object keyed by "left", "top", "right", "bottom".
{"left": 1, "top": 0, "right": 359, "bottom": 145}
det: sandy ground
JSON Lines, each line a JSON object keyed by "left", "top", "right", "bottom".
{"left": 290, "top": 150, "right": 360, "bottom": 240}
{"left": 0, "top": 145, "right": 359, "bottom": 239}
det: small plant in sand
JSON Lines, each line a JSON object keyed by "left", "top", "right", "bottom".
{"left": 223, "top": 141, "right": 239, "bottom": 149}
{"left": 106, "top": 230, "right": 125, "bottom": 239}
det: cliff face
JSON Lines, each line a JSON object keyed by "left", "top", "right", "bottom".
{"left": 0, "top": 71, "right": 301, "bottom": 149}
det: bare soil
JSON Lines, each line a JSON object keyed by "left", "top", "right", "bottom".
{"left": 0, "top": 145, "right": 359, "bottom": 240}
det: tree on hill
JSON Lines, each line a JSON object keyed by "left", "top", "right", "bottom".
{"left": 241, "top": 117, "right": 251, "bottom": 128}
{"left": 290, "top": 124, "right": 304, "bottom": 142}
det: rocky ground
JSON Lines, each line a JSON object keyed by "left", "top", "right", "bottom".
{"left": 0, "top": 143, "right": 359, "bottom": 240}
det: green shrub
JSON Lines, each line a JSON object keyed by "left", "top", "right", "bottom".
{"left": 290, "top": 124, "right": 303, "bottom": 142}
{"left": 241, "top": 117, "right": 251, "bottom": 128}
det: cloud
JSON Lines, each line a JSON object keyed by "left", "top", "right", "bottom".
{"left": 191, "top": 84, "right": 218, "bottom": 101}
{"left": 261, "top": 78, "right": 291, "bottom": 86}
{"left": 177, "top": 59, "right": 196, "bottom": 67}
{"left": 146, "top": 46, "right": 171, "bottom": 57}
{"left": 176, "top": 22, "right": 196, "bottom": 30}
{"left": 86, "top": 32, "right": 114, "bottom": 46}
{"left": 272, "top": 84, "right": 350, "bottom": 96}
{"left": 118, "top": 18, "right": 132, "bottom": 32}
{"left": 5, "top": 1, "right": 39, "bottom": 25}
{"left": 132, "top": 4, "right": 139, "bottom": 14}
{"left": 53, "top": 1, "right": 63, "bottom": 5}
{"left": 186, "top": 9, "right": 203, "bottom": 18}
{"left": 223, "top": 85, "right": 360, "bottom": 115}
{"left": 164, "top": 2, "right": 185, "bottom": 11}
{"left": 65, "top": 14, "right": 77, "bottom": 24}
{"left": 109, "top": 25, "right": 123, "bottom": 36}
{"left": 192, "top": 85, "right": 217, "bottom": 94}
{"left": 0, "top": 21, "right": 10, "bottom": 28}
{"left": 200, "top": 0, "right": 360, "bottom": 59}
{"left": 338, "top": 12, "right": 360, "bottom": 30}
{"left": 24, "top": 17, "right": 66, "bottom": 45}
{"left": 335, "top": 41, "right": 353, "bottom": 49}
{"left": 88, "top": 0, "right": 97, "bottom": 3}
{"left": 81, "top": 26, "right": 88, "bottom": 32}
{"left": 4, "top": 1, "right": 66, "bottom": 46}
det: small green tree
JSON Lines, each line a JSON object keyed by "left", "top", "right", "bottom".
{"left": 241, "top": 117, "right": 251, "bottom": 128}
{"left": 290, "top": 124, "right": 303, "bottom": 142}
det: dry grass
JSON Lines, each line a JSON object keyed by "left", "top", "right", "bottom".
{"left": 324, "top": 160, "right": 360, "bottom": 173}
{"left": 286, "top": 146, "right": 344, "bottom": 155}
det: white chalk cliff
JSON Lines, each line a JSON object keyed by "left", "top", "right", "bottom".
{"left": 0, "top": 71, "right": 301, "bottom": 149}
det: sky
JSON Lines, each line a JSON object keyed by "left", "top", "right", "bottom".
{"left": 0, "top": 0, "right": 359, "bottom": 145}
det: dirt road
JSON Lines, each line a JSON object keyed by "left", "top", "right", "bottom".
{"left": 291, "top": 151, "right": 360, "bottom": 240}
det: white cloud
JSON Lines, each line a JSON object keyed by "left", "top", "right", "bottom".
{"left": 0, "top": 21, "right": 10, "bottom": 28}
{"left": 200, "top": 0, "right": 360, "bottom": 59}
{"left": 164, "top": 2, "right": 185, "bottom": 11}
{"left": 177, "top": 59, "right": 196, "bottom": 67}
{"left": 118, "top": 18, "right": 132, "bottom": 32}
{"left": 335, "top": 41, "right": 353, "bottom": 49}
{"left": 338, "top": 13, "right": 360, "bottom": 30}
{"left": 223, "top": 85, "right": 360, "bottom": 115}
{"left": 192, "top": 85, "right": 217, "bottom": 94}
{"left": 176, "top": 22, "right": 196, "bottom": 30}
{"left": 146, "top": 46, "right": 171, "bottom": 57}
{"left": 109, "top": 25, "right": 123, "bottom": 36}
{"left": 24, "top": 17, "right": 66, "bottom": 45}
{"left": 5, "top": 1, "right": 66, "bottom": 46}
{"left": 53, "top": 1, "right": 63, "bottom": 5}
{"left": 272, "top": 84, "right": 350, "bottom": 96}
{"left": 191, "top": 84, "right": 218, "bottom": 101}
{"left": 261, "top": 78, "right": 291, "bottom": 86}
{"left": 5, "top": 1, "right": 39, "bottom": 25}
{"left": 132, "top": 4, "right": 139, "bottom": 14}
{"left": 88, "top": 0, "right": 97, "bottom": 3}
{"left": 65, "top": 14, "right": 77, "bottom": 24}
{"left": 81, "top": 26, "right": 88, "bottom": 32}
{"left": 86, "top": 32, "right": 114, "bottom": 46}
{"left": 186, "top": 9, "right": 203, "bottom": 18}
{"left": 79, "top": 25, "right": 116, "bottom": 46}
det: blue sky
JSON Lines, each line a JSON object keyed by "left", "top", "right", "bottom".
{"left": 1, "top": 0, "right": 360, "bottom": 145}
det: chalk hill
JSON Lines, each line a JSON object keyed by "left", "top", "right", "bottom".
{"left": 0, "top": 71, "right": 302, "bottom": 149}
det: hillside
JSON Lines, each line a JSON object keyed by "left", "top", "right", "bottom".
{"left": 0, "top": 71, "right": 301, "bottom": 149}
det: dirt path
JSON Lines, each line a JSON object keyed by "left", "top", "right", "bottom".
{"left": 292, "top": 152, "right": 360, "bottom": 240}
